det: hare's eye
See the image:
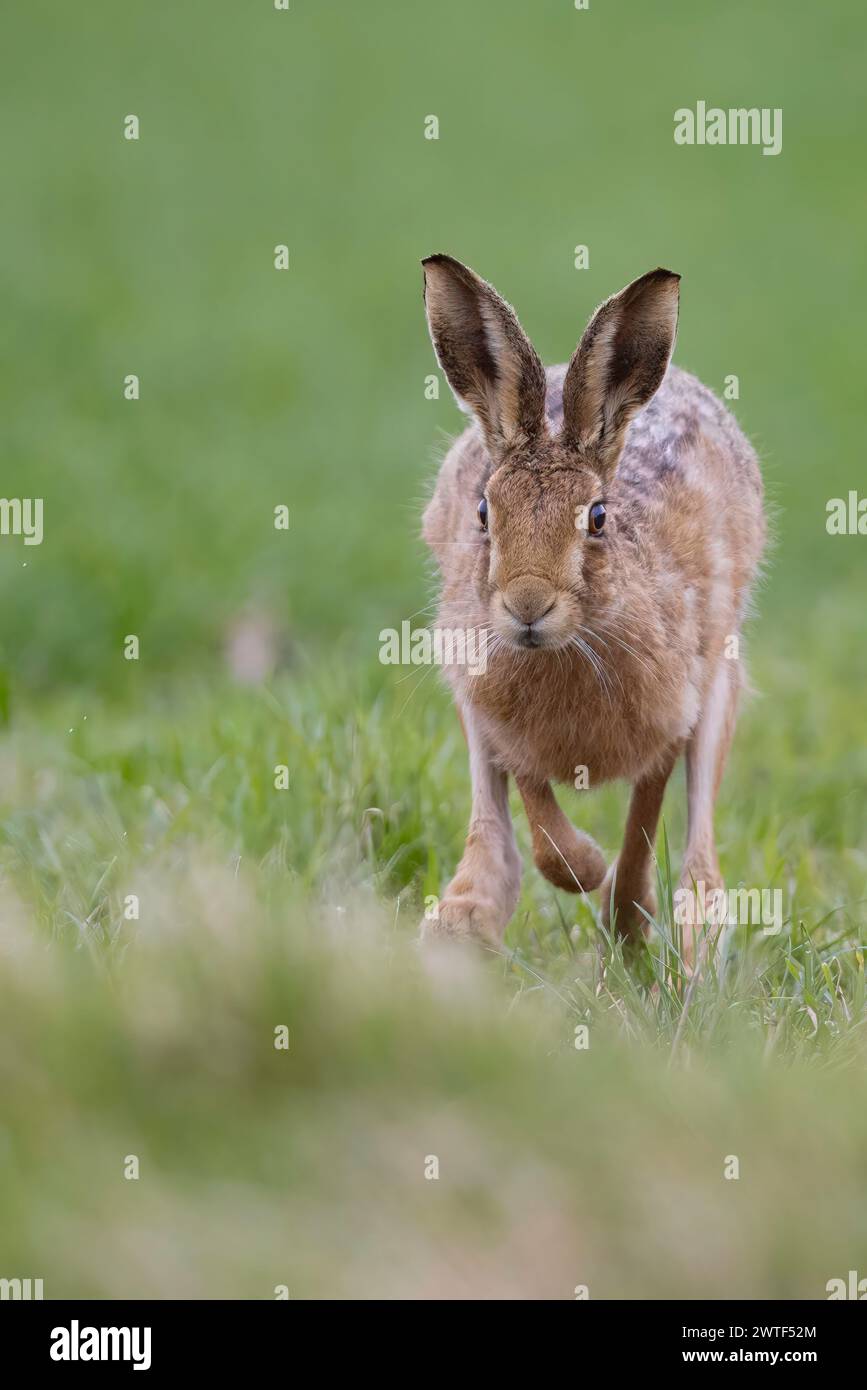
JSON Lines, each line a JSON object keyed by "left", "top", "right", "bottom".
{"left": 588, "top": 501, "right": 606, "bottom": 535}
{"left": 478, "top": 498, "right": 488, "bottom": 531}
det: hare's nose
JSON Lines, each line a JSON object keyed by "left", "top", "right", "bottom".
{"left": 502, "top": 580, "right": 557, "bottom": 627}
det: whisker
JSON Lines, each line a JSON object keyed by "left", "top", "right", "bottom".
{"left": 594, "top": 615, "right": 657, "bottom": 658}
{"left": 394, "top": 661, "right": 437, "bottom": 717}
{"left": 567, "top": 633, "right": 613, "bottom": 706}
{"left": 587, "top": 620, "right": 656, "bottom": 679}
{"left": 576, "top": 625, "right": 627, "bottom": 697}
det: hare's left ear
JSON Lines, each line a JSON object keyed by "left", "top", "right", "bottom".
{"left": 561, "top": 269, "right": 680, "bottom": 472}
{"left": 422, "top": 254, "right": 547, "bottom": 452}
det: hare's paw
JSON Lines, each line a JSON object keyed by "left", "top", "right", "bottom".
{"left": 674, "top": 865, "right": 727, "bottom": 969}
{"left": 420, "top": 838, "right": 521, "bottom": 950}
{"left": 599, "top": 858, "right": 656, "bottom": 940}
{"left": 534, "top": 828, "right": 606, "bottom": 894}
{"left": 420, "top": 893, "right": 508, "bottom": 951}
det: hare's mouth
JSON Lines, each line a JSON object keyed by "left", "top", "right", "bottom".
{"left": 495, "top": 593, "right": 571, "bottom": 652}
{"left": 498, "top": 624, "right": 570, "bottom": 653}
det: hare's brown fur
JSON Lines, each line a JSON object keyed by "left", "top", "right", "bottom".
{"left": 420, "top": 256, "right": 765, "bottom": 957}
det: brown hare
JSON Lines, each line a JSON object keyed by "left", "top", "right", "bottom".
{"left": 419, "top": 254, "right": 765, "bottom": 960}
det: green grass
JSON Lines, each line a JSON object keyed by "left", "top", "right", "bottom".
{"left": 1, "top": 618, "right": 865, "bottom": 1296}
{"left": 2, "top": 614, "right": 865, "bottom": 1041}
{"left": 1, "top": 0, "right": 866, "bottom": 1298}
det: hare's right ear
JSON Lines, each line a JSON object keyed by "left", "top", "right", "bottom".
{"left": 422, "top": 254, "right": 546, "bottom": 452}
{"left": 561, "top": 268, "right": 680, "bottom": 472}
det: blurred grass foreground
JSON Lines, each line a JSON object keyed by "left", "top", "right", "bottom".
{"left": 0, "top": 662, "right": 865, "bottom": 1299}
{"left": 1, "top": 822, "right": 867, "bottom": 1301}
{"left": 0, "top": 1, "right": 866, "bottom": 1298}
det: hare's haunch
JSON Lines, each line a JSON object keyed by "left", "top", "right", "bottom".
{"left": 419, "top": 255, "right": 765, "bottom": 960}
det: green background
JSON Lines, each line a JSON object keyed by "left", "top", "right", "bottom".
{"left": 1, "top": 0, "right": 864, "bottom": 690}
{"left": 1, "top": 0, "right": 865, "bottom": 1301}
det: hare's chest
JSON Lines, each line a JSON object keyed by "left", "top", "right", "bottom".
{"left": 468, "top": 668, "right": 654, "bottom": 787}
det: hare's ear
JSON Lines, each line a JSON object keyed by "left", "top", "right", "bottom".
{"left": 422, "top": 254, "right": 547, "bottom": 451}
{"left": 561, "top": 269, "right": 680, "bottom": 471}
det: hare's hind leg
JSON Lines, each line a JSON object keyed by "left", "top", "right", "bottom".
{"left": 600, "top": 748, "right": 680, "bottom": 941}
{"left": 420, "top": 704, "right": 522, "bottom": 949}
{"left": 516, "top": 778, "right": 606, "bottom": 894}
{"left": 678, "top": 657, "right": 741, "bottom": 961}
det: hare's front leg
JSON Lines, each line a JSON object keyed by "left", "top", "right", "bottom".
{"left": 516, "top": 778, "right": 606, "bottom": 893}
{"left": 601, "top": 749, "right": 679, "bottom": 940}
{"left": 678, "top": 658, "right": 741, "bottom": 963}
{"left": 420, "top": 705, "right": 521, "bottom": 949}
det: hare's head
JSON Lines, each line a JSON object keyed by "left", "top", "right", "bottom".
{"left": 422, "top": 255, "right": 680, "bottom": 650}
